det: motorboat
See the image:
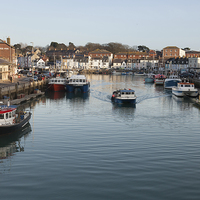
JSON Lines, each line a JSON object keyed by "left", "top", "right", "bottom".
{"left": 0, "top": 105, "right": 31, "bottom": 135}
{"left": 48, "top": 77, "right": 67, "bottom": 91}
{"left": 172, "top": 81, "right": 199, "bottom": 97}
{"left": 66, "top": 75, "right": 90, "bottom": 93}
{"left": 111, "top": 89, "right": 137, "bottom": 104}
{"left": 154, "top": 74, "right": 166, "bottom": 85}
{"left": 164, "top": 75, "right": 181, "bottom": 89}
{"left": 144, "top": 74, "right": 155, "bottom": 83}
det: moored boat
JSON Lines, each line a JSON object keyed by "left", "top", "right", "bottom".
{"left": 164, "top": 75, "right": 181, "bottom": 89}
{"left": 48, "top": 77, "right": 67, "bottom": 91}
{"left": 0, "top": 105, "right": 31, "bottom": 135}
{"left": 144, "top": 74, "right": 155, "bottom": 83}
{"left": 66, "top": 75, "right": 90, "bottom": 93}
{"left": 172, "top": 81, "right": 199, "bottom": 97}
{"left": 111, "top": 89, "right": 137, "bottom": 104}
{"left": 154, "top": 74, "right": 166, "bottom": 85}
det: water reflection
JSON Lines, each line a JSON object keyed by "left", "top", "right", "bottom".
{"left": 45, "top": 91, "right": 66, "bottom": 101}
{"left": 172, "top": 95, "right": 194, "bottom": 110}
{"left": 112, "top": 104, "right": 136, "bottom": 123}
{"left": 66, "top": 92, "right": 89, "bottom": 101}
{"left": 0, "top": 123, "right": 32, "bottom": 160}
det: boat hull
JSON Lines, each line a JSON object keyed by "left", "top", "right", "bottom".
{"left": 48, "top": 84, "right": 65, "bottom": 92}
{"left": 0, "top": 112, "right": 32, "bottom": 135}
{"left": 155, "top": 79, "right": 165, "bottom": 85}
{"left": 164, "top": 79, "right": 181, "bottom": 89}
{"left": 172, "top": 89, "right": 199, "bottom": 97}
{"left": 66, "top": 84, "right": 90, "bottom": 93}
{"left": 145, "top": 77, "right": 154, "bottom": 83}
{"left": 112, "top": 98, "right": 136, "bottom": 104}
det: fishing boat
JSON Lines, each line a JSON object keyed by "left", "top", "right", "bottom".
{"left": 48, "top": 77, "right": 67, "bottom": 91}
{"left": 66, "top": 75, "right": 90, "bottom": 93}
{"left": 0, "top": 105, "right": 31, "bottom": 135}
{"left": 164, "top": 75, "right": 181, "bottom": 89}
{"left": 144, "top": 74, "right": 155, "bottom": 83}
{"left": 154, "top": 74, "right": 166, "bottom": 85}
{"left": 172, "top": 81, "right": 199, "bottom": 97}
{"left": 111, "top": 89, "right": 137, "bottom": 104}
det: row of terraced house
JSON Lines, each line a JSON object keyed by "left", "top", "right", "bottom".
{"left": 1, "top": 37, "right": 200, "bottom": 81}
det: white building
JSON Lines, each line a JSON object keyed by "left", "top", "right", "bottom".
{"left": 188, "top": 57, "right": 200, "bottom": 72}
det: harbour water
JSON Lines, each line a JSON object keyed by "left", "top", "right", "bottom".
{"left": 1, "top": 75, "right": 200, "bottom": 200}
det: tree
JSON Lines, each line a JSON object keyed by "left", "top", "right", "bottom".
{"left": 182, "top": 47, "right": 190, "bottom": 51}
{"left": 50, "top": 42, "right": 59, "bottom": 48}
{"left": 138, "top": 45, "right": 150, "bottom": 52}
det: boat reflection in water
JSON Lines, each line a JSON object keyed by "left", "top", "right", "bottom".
{"left": 45, "top": 91, "right": 66, "bottom": 101}
{"left": 0, "top": 123, "right": 32, "bottom": 160}
{"left": 66, "top": 92, "right": 90, "bottom": 101}
{"left": 112, "top": 103, "right": 136, "bottom": 123}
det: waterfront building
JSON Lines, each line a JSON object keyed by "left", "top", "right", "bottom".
{"left": 163, "top": 46, "right": 185, "bottom": 59}
{"left": 0, "top": 38, "right": 15, "bottom": 64}
{"left": 186, "top": 51, "right": 200, "bottom": 58}
{"left": 188, "top": 57, "right": 200, "bottom": 73}
{"left": 88, "top": 49, "right": 113, "bottom": 67}
{"left": 0, "top": 58, "right": 11, "bottom": 81}
{"left": 165, "top": 57, "right": 188, "bottom": 73}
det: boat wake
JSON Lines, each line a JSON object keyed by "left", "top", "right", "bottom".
{"left": 136, "top": 93, "right": 171, "bottom": 104}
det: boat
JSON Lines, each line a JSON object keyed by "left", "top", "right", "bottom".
{"left": 164, "top": 75, "right": 181, "bottom": 89}
{"left": 48, "top": 77, "right": 67, "bottom": 91}
{"left": 66, "top": 75, "right": 90, "bottom": 93}
{"left": 112, "top": 70, "right": 121, "bottom": 75}
{"left": 135, "top": 72, "right": 146, "bottom": 76}
{"left": 121, "top": 72, "right": 126, "bottom": 75}
{"left": 154, "top": 74, "right": 166, "bottom": 85}
{"left": 172, "top": 81, "right": 199, "bottom": 97}
{"left": 144, "top": 74, "right": 155, "bottom": 83}
{"left": 111, "top": 89, "right": 137, "bottom": 104}
{"left": 0, "top": 105, "right": 31, "bottom": 135}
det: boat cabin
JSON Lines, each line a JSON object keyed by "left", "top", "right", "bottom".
{"left": 178, "top": 82, "right": 194, "bottom": 89}
{"left": 0, "top": 107, "right": 16, "bottom": 125}
{"left": 68, "top": 75, "right": 88, "bottom": 85}
{"left": 113, "top": 89, "right": 135, "bottom": 98}
{"left": 49, "top": 77, "right": 66, "bottom": 84}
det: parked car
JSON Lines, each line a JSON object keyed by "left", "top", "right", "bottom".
{"left": 27, "top": 72, "right": 33, "bottom": 77}
{"left": 33, "top": 76, "right": 38, "bottom": 81}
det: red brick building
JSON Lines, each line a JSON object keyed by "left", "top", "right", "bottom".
{"left": 88, "top": 49, "right": 112, "bottom": 58}
{"left": 0, "top": 38, "right": 15, "bottom": 63}
{"left": 162, "top": 46, "right": 185, "bottom": 59}
{"left": 114, "top": 52, "right": 149, "bottom": 60}
{"left": 185, "top": 51, "right": 200, "bottom": 58}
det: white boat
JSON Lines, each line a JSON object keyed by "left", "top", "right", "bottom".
{"left": 154, "top": 74, "right": 166, "bottom": 85}
{"left": 111, "top": 89, "right": 137, "bottom": 104}
{"left": 0, "top": 105, "right": 31, "bottom": 135}
{"left": 66, "top": 75, "right": 90, "bottom": 93}
{"left": 172, "top": 82, "right": 199, "bottom": 97}
{"left": 164, "top": 75, "right": 181, "bottom": 89}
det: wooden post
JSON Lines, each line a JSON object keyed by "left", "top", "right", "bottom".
{"left": 15, "top": 83, "right": 18, "bottom": 99}
{"left": 0, "top": 87, "right": 2, "bottom": 100}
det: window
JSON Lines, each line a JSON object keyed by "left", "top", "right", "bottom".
{"left": 0, "top": 114, "right": 4, "bottom": 119}
{"left": 166, "top": 50, "right": 167, "bottom": 52}
{"left": 6, "top": 113, "right": 8, "bottom": 119}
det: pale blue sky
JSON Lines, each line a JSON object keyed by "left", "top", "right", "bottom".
{"left": 1, "top": 0, "right": 200, "bottom": 50}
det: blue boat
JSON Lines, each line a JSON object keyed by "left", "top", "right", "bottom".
{"left": 144, "top": 74, "right": 155, "bottom": 83}
{"left": 164, "top": 75, "right": 181, "bottom": 89}
{"left": 111, "top": 89, "right": 137, "bottom": 104}
{"left": 66, "top": 75, "right": 90, "bottom": 93}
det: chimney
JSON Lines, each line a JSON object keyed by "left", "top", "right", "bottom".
{"left": 7, "top": 37, "right": 10, "bottom": 45}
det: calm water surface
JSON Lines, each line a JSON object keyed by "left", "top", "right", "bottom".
{"left": 1, "top": 75, "right": 200, "bottom": 200}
